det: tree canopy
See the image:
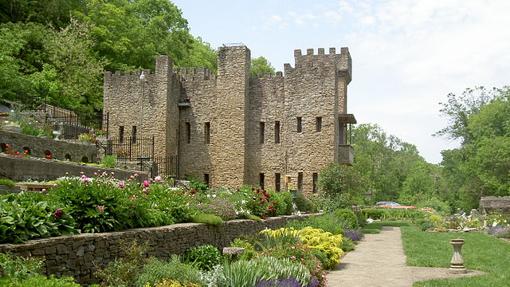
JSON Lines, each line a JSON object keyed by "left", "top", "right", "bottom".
{"left": 251, "top": 56, "right": 276, "bottom": 77}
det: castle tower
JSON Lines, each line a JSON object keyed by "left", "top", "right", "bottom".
{"left": 211, "top": 45, "right": 251, "bottom": 187}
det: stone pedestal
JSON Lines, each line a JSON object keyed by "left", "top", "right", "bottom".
{"left": 449, "top": 238, "right": 467, "bottom": 274}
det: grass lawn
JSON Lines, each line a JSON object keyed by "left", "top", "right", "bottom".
{"left": 401, "top": 225, "right": 510, "bottom": 287}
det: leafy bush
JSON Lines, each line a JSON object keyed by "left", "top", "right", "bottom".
{"left": 362, "top": 208, "right": 425, "bottom": 222}
{"left": 341, "top": 238, "right": 355, "bottom": 252}
{"left": 0, "top": 192, "right": 76, "bottom": 243}
{"left": 191, "top": 213, "right": 223, "bottom": 226}
{"left": 333, "top": 209, "right": 358, "bottom": 229}
{"left": 416, "top": 197, "right": 451, "bottom": 214}
{"left": 261, "top": 227, "right": 343, "bottom": 270}
{"left": 135, "top": 256, "right": 204, "bottom": 287}
{"left": 229, "top": 238, "right": 257, "bottom": 261}
{"left": 221, "top": 256, "right": 311, "bottom": 287}
{"left": 0, "top": 178, "right": 15, "bottom": 188}
{"left": 100, "top": 155, "right": 117, "bottom": 168}
{"left": 268, "top": 190, "right": 293, "bottom": 216}
{"left": 78, "top": 133, "right": 95, "bottom": 143}
{"left": 199, "top": 198, "right": 237, "bottom": 221}
{"left": 183, "top": 245, "right": 222, "bottom": 271}
{"left": 96, "top": 241, "right": 148, "bottom": 287}
{"left": 293, "top": 192, "right": 316, "bottom": 213}
{"left": 151, "top": 279, "right": 201, "bottom": 287}
{"left": 0, "top": 275, "right": 80, "bottom": 287}
{"left": 286, "top": 214, "right": 343, "bottom": 235}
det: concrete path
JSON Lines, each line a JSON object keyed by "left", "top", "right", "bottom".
{"left": 326, "top": 227, "right": 483, "bottom": 287}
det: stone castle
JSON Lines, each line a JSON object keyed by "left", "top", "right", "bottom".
{"left": 103, "top": 45, "right": 356, "bottom": 193}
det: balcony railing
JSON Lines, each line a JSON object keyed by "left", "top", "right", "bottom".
{"left": 338, "top": 144, "right": 354, "bottom": 165}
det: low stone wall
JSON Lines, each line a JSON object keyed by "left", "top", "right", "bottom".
{"left": 0, "top": 214, "right": 315, "bottom": 284}
{"left": 480, "top": 196, "right": 510, "bottom": 214}
{"left": 0, "top": 130, "right": 97, "bottom": 163}
{"left": 0, "top": 154, "right": 148, "bottom": 181}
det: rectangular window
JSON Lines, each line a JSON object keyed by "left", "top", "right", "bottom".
{"left": 260, "top": 122, "right": 265, "bottom": 144}
{"left": 274, "top": 121, "right": 281, "bottom": 144}
{"left": 119, "top": 126, "right": 124, "bottom": 143}
{"left": 339, "top": 120, "right": 345, "bottom": 144}
{"left": 204, "top": 173, "right": 210, "bottom": 187}
{"left": 298, "top": 172, "right": 303, "bottom": 192}
{"left": 186, "top": 122, "right": 191, "bottom": 144}
{"left": 316, "top": 117, "right": 322, "bottom": 132}
{"left": 204, "top": 122, "right": 210, "bottom": 144}
{"left": 259, "top": 173, "right": 265, "bottom": 189}
{"left": 312, "top": 173, "right": 318, "bottom": 193}
{"left": 132, "top": 126, "right": 137, "bottom": 143}
{"left": 275, "top": 173, "right": 281, "bottom": 192}
{"left": 297, "top": 117, "right": 302, "bottom": 133}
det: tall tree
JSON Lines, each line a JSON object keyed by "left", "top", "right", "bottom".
{"left": 251, "top": 56, "right": 275, "bottom": 77}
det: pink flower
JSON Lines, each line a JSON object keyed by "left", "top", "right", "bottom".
{"left": 53, "top": 208, "right": 63, "bottom": 219}
{"left": 80, "top": 174, "right": 92, "bottom": 184}
{"left": 143, "top": 180, "right": 150, "bottom": 188}
{"left": 154, "top": 176, "right": 162, "bottom": 182}
{"left": 96, "top": 205, "right": 106, "bottom": 214}
{"left": 118, "top": 180, "right": 126, "bottom": 189}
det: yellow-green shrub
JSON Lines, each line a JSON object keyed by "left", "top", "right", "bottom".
{"left": 260, "top": 227, "right": 343, "bottom": 269}
{"left": 146, "top": 279, "right": 200, "bottom": 287}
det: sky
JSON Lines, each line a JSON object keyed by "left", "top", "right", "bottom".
{"left": 173, "top": 0, "right": 510, "bottom": 163}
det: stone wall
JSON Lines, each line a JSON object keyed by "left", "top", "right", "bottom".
{"left": 0, "top": 130, "right": 97, "bottom": 163}
{"left": 0, "top": 214, "right": 315, "bottom": 284}
{"left": 0, "top": 154, "right": 148, "bottom": 181}
{"left": 480, "top": 196, "right": 510, "bottom": 214}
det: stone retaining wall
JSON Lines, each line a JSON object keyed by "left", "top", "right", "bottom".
{"left": 0, "top": 154, "right": 148, "bottom": 181}
{"left": 0, "top": 214, "right": 315, "bottom": 284}
{"left": 0, "top": 130, "right": 97, "bottom": 163}
{"left": 480, "top": 196, "right": 510, "bottom": 214}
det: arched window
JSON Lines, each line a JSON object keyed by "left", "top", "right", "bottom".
{"left": 81, "top": 156, "right": 89, "bottom": 163}
{"left": 65, "top": 154, "right": 72, "bottom": 161}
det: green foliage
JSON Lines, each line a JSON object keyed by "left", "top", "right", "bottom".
{"left": 199, "top": 198, "right": 237, "bottom": 221}
{"left": 78, "top": 133, "right": 96, "bottom": 144}
{"left": 229, "top": 239, "right": 257, "bottom": 261}
{"left": 221, "top": 256, "right": 311, "bottom": 287}
{"left": 416, "top": 197, "right": 451, "bottom": 214}
{"left": 0, "top": 178, "right": 15, "bottom": 188}
{"left": 293, "top": 192, "right": 316, "bottom": 213}
{"left": 286, "top": 214, "right": 344, "bottom": 235}
{"left": 135, "top": 256, "right": 204, "bottom": 287}
{"left": 191, "top": 213, "right": 223, "bottom": 226}
{"left": 333, "top": 209, "right": 359, "bottom": 229}
{"left": 183, "top": 245, "right": 222, "bottom": 271}
{"left": 268, "top": 190, "right": 293, "bottom": 216}
{"left": 0, "top": 192, "right": 76, "bottom": 243}
{"left": 250, "top": 56, "right": 275, "bottom": 77}
{"left": 0, "top": 275, "right": 80, "bottom": 287}
{"left": 361, "top": 208, "right": 425, "bottom": 222}
{"left": 341, "top": 238, "right": 355, "bottom": 252}
{"left": 100, "top": 155, "right": 117, "bottom": 168}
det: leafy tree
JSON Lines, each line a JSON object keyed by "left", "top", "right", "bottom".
{"left": 251, "top": 56, "right": 275, "bottom": 77}
{"left": 0, "top": 0, "right": 84, "bottom": 27}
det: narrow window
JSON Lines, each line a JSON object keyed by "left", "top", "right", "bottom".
{"left": 186, "top": 122, "right": 191, "bottom": 144}
{"left": 274, "top": 121, "right": 280, "bottom": 144}
{"left": 316, "top": 117, "right": 322, "bottom": 132}
{"left": 275, "top": 173, "right": 281, "bottom": 192}
{"left": 132, "top": 126, "right": 137, "bottom": 143}
{"left": 204, "top": 173, "right": 210, "bottom": 187}
{"left": 298, "top": 172, "right": 303, "bottom": 192}
{"left": 204, "top": 122, "right": 210, "bottom": 144}
{"left": 296, "top": 117, "right": 302, "bottom": 133}
{"left": 339, "top": 120, "right": 345, "bottom": 144}
{"left": 260, "top": 122, "right": 265, "bottom": 144}
{"left": 312, "top": 173, "right": 318, "bottom": 193}
{"left": 119, "top": 126, "right": 124, "bottom": 143}
{"left": 259, "top": 173, "right": 265, "bottom": 189}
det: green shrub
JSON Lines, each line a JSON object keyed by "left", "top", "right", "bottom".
{"left": 341, "top": 238, "right": 355, "bottom": 252}
{"left": 100, "top": 155, "right": 117, "bottom": 168}
{"left": 183, "top": 245, "right": 222, "bottom": 271}
{"left": 96, "top": 241, "right": 148, "bottom": 287}
{"left": 286, "top": 214, "right": 344, "bottom": 235}
{"left": 229, "top": 238, "right": 257, "bottom": 261}
{"left": 362, "top": 208, "right": 425, "bottom": 222}
{"left": 199, "top": 198, "right": 237, "bottom": 221}
{"left": 135, "top": 256, "right": 204, "bottom": 287}
{"left": 78, "top": 133, "right": 95, "bottom": 143}
{"left": 293, "top": 192, "right": 316, "bottom": 213}
{"left": 0, "top": 178, "right": 15, "bottom": 188}
{"left": 191, "top": 213, "right": 223, "bottom": 226}
{"left": 0, "top": 192, "right": 76, "bottom": 243}
{"left": 0, "top": 275, "right": 80, "bottom": 287}
{"left": 416, "top": 197, "right": 452, "bottom": 215}
{"left": 221, "top": 256, "right": 311, "bottom": 287}
{"left": 0, "top": 253, "right": 42, "bottom": 280}
{"left": 268, "top": 190, "right": 293, "bottom": 216}
{"left": 333, "top": 208, "right": 358, "bottom": 229}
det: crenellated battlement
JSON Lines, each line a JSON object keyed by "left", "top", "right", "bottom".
{"left": 176, "top": 67, "right": 216, "bottom": 82}
{"left": 284, "top": 47, "right": 352, "bottom": 82}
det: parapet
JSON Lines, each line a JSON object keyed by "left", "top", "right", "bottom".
{"left": 176, "top": 67, "right": 216, "bottom": 81}
{"left": 285, "top": 47, "right": 352, "bottom": 81}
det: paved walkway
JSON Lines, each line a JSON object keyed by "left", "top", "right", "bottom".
{"left": 326, "top": 227, "right": 483, "bottom": 287}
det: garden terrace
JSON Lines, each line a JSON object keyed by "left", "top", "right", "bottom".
{"left": 0, "top": 214, "right": 315, "bottom": 284}
{"left": 0, "top": 130, "right": 97, "bottom": 163}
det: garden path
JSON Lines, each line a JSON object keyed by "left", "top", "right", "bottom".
{"left": 326, "top": 227, "right": 483, "bottom": 287}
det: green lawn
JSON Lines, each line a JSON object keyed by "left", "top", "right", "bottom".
{"left": 401, "top": 225, "right": 510, "bottom": 287}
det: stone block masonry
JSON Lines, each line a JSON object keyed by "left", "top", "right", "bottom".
{"left": 104, "top": 45, "right": 355, "bottom": 193}
{"left": 0, "top": 214, "right": 316, "bottom": 284}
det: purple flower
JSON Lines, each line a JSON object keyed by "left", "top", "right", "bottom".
{"left": 80, "top": 174, "right": 92, "bottom": 184}
{"left": 257, "top": 278, "right": 301, "bottom": 287}
{"left": 344, "top": 229, "right": 364, "bottom": 242}
{"left": 154, "top": 175, "right": 162, "bottom": 182}
{"left": 53, "top": 208, "right": 63, "bottom": 219}
{"left": 118, "top": 180, "right": 126, "bottom": 189}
